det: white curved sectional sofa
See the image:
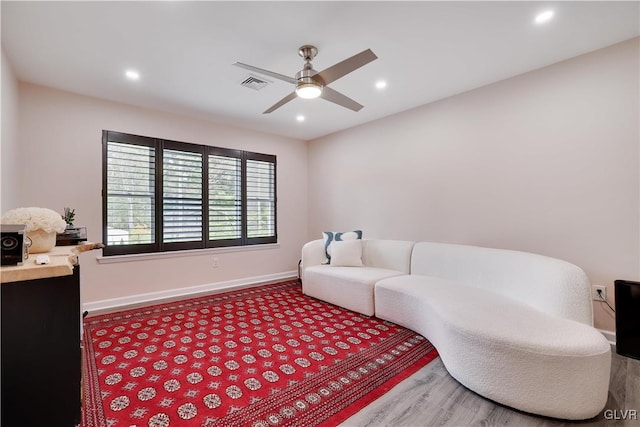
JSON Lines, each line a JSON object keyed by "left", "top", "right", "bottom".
{"left": 301, "top": 239, "right": 611, "bottom": 420}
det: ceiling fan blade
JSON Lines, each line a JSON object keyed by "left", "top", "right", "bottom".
{"left": 313, "top": 49, "right": 378, "bottom": 86}
{"left": 320, "top": 87, "right": 364, "bottom": 112}
{"left": 233, "top": 62, "right": 297, "bottom": 85}
{"left": 263, "top": 92, "right": 297, "bottom": 114}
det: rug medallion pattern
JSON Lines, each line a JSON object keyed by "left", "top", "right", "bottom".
{"left": 83, "top": 281, "right": 436, "bottom": 426}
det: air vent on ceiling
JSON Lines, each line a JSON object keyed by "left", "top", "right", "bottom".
{"left": 240, "top": 75, "right": 270, "bottom": 91}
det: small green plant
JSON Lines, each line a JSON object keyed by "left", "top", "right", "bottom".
{"left": 63, "top": 207, "right": 75, "bottom": 227}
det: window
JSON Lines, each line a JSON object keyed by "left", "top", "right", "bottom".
{"left": 246, "top": 155, "right": 276, "bottom": 241}
{"left": 102, "top": 131, "right": 276, "bottom": 256}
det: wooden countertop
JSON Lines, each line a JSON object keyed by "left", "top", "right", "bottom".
{"left": 1, "top": 243, "right": 101, "bottom": 283}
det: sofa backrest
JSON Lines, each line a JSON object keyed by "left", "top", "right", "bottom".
{"left": 410, "top": 242, "right": 593, "bottom": 325}
{"left": 362, "top": 239, "right": 414, "bottom": 273}
{"left": 301, "top": 239, "right": 414, "bottom": 274}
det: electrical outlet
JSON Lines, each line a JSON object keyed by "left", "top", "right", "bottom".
{"left": 213, "top": 257, "right": 219, "bottom": 268}
{"left": 592, "top": 285, "right": 607, "bottom": 301}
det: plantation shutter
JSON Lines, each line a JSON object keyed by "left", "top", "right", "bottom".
{"left": 103, "top": 130, "right": 277, "bottom": 255}
{"left": 162, "top": 147, "right": 203, "bottom": 246}
{"left": 246, "top": 154, "right": 276, "bottom": 244}
{"left": 208, "top": 150, "right": 242, "bottom": 246}
{"left": 104, "top": 136, "right": 156, "bottom": 255}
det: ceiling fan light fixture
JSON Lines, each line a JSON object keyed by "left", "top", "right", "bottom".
{"left": 295, "top": 82, "right": 322, "bottom": 99}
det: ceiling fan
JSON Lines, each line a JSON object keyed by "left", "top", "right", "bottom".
{"left": 234, "top": 45, "right": 378, "bottom": 114}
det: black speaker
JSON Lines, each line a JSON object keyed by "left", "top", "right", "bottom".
{"left": 615, "top": 279, "right": 640, "bottom": 360}
{"left": 1, "top": 224, "right": 27, "bottom": 266}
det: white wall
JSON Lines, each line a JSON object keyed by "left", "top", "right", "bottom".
{"left": 308, "top": 38, "right": 639, "bottom": 331}
{"left": 17, "top": 83, "right": 308, "bottom": 304}
{"left": 1, "top": 48, "right": 20, "bottom": 211}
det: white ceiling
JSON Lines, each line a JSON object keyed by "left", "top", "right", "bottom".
{"left": 2, "top": 1, "right": 638, "bottom": 141}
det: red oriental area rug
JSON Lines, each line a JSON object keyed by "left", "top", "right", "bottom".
{"left": 82, "top": 280, "right": 437, "bottom": 427}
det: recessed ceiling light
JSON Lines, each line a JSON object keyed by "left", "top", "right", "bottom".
{"left": 296, "top": 115, "right": 305, "bottom": 122}
{"left": 125, "top": 70, "right": 140, "bottom": 80}
{"left": 534, "top": 10, "right": 554, "bottom": 24}
{"left": 375, "top": 80, "right": 387, "bottom": 89}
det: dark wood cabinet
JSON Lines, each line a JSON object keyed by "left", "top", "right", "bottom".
{"left": 615, "top": 279, "right": 640, "bottom": 360}
{"left": 1, "top": 264, "right": 81, "bottom": 427}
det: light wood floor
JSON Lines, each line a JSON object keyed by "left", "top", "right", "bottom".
{"left": 342, "top": 346, "right": 640, "bottom": 426}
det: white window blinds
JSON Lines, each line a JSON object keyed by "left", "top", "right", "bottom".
{"left": 246, "top": 159, "right": 275, "bottom": 239}
{"left": 105, "top": 141, "right": 155, "bottom": 246}
{"left": 163, "top": 149, "right": 203, "bottom": 243}
{"left": 208, "top": 154, "right": 242, "bottom": 241}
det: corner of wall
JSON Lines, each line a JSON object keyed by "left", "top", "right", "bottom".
{"left": 1, "top": 48, "right": 21, "bottom": 212}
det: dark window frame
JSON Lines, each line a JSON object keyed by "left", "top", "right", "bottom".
{"left": 102, "top": 130, "right": 277, "bottom": 256}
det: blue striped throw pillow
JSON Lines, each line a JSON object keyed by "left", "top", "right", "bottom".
{"left": 322, "top": 230, "right": 363, "bottom": 264}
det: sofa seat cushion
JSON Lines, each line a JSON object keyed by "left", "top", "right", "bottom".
{"left": 374, "top": 275, "right": 611, "bottom": 420}
{"left": 303, "top": 265, "right": 404, "bottom": 316}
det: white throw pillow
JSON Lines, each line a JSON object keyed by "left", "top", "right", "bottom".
{"left": 330, "top": 240, "right": 363, "bottom": 267}
{"left": 322, "top": 230, "right": 362, "bottom": 263}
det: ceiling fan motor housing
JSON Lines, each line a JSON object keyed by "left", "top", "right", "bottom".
{"left": 296, "top": 66, "right": 322, "bottom": 87}
{"left": 295, "top": 66, "right": 323, "bottom": 99}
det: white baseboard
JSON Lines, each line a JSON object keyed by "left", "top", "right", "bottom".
{"left": 82, "top": 270, "right": 298, "bottom": 315}
{"left": 598, "top": 329, "right": 616, "bottom": 345}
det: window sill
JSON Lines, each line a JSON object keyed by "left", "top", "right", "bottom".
{"left": 96, "top": 243, "right": 280, "bottom": 264}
